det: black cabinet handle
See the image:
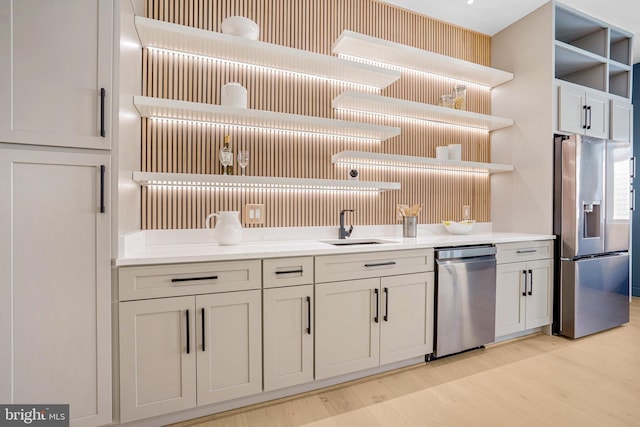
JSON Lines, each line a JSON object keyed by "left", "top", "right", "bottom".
{"left": 582, "top": 105, "right": 588, "bottom": 129}
{"left": 522, "top": 270, "right": 527, "bottom": 296}
{"left": 516, "top": 249, "right": 536, "bottom": 254}
{"left": 171, "top": 275, "right": 218, "bottom": 283}
{"left": 186, "top": 309, "right": 190, "bottom": 354}
{"left": 99, "top": 165, "right": 105, "bottom": 213}
{"left": 383, "top": 287, "right": 389, "bottom": 322}
{"left": 201, "top": 307, "right": 205, "bottom": 351}
{"left": 100, "top": 88, "right": 106, "bottom": 137}
{"left": 587, "top": 106, "right": 592, "bottom": 130}
{"left": 275, "top": 269, "right": 304, "bottom": 275}
{"left": 374, "top": 288, "right": 379, "bottom": 323}
{"left": 306, "top": 296, "right": 311, "bottom": 335}
{"left": 528, "top": 269, "right": 533, "bottom": 295}
{"left": 364, "top": 261, "right": 396, "bottom": 268}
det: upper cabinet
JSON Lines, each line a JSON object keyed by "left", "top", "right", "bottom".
{"left": 554, "top": 4, "right": 632, "bottom": 98}
{"left": 0, "top": 0, "right": 113, "bottom": 149}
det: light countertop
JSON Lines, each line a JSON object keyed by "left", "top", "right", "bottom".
{"left": 116, "top": 225, "right": 555, "bottom": 266}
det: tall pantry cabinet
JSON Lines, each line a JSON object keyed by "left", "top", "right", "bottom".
{"left": 0, "top": 2, "right": 114, "bottom": 426}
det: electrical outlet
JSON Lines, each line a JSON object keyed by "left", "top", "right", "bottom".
{"left": 462, "top": 205, "right": 471, "bottom": 221}
{"left": 244, "top": 204, "right": 265, "bottom": 225}
{"left": 397, "top": 204, "right": 409, "bottom": 221}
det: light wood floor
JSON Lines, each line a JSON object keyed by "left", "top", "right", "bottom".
{"left": 172, "top": 298, "right": 640, "bottom": 427}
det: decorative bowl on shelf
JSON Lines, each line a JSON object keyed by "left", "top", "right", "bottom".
{"left": 442, "top": 220, "right": 476, "bottom": 235}
{"left": 221, "top": 16, "right": 259, "bottom": 40}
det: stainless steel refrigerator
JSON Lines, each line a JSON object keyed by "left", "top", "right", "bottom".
{"left": 553, "top": 134, "right": 633, "bottom": 338}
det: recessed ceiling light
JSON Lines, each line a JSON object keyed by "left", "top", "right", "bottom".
{"left": 467, "top": 0, "right": 474, "bottom": 4}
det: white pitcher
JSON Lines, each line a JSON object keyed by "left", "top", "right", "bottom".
{"left": 205, "top": 211, "right": 242, "bottom": 245}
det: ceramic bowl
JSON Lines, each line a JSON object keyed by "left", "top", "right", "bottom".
{"left": 442, "top": 220, "right": 476, "bottom": 235}
{"left": 221, "top": 16, "right": 259, "bottom": 40}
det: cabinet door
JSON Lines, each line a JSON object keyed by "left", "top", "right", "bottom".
{"left": 524, "top": 259, "right": 553, "bottom": 329}
{"left": 379, "top": 273, "right": 434, "bottom": 364}
{"left": 0, "top": 148, "right": 111, "bottom": 427}
{"left": 315, "top": 278, "right": 380, "bottom": 380}
{"left": 586, "top": 91, "right": 609, "bottom": 138}
{"left": 196, "top": 290, "right": 262, "bottom": 406}
{"left": 119, "top": 297, "right": 196, "bottom": 423}
{"left": 610, "top": 99, "right": 633, "bottom": 142}
{"left": 495, "top": 262, "right": 527, "bottom": 337}
{"left": 558, "top": 84, "right": 586, "bottom": 134}
{"left": 263, "top": 285, "right": 314, "bottom": 391}
{"left": 0, "top": 0, "right": 112, "bottom": 149}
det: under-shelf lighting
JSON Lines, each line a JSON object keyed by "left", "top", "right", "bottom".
{"left": 149, "top": 117, "right": 386, "bottom": 143}
{"left": 147, "top": 47, "right": 382, "bottom": 92}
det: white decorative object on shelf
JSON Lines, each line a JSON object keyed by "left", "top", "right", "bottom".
{"left": 206, "top": 211, "right": 243, "bottom": 245}
{"left": 332, "top": 91, "right": 513, "bottom": 131}
{"left": 435, "top": 146, "right": 448, "bottom": 160}
{"left": 132, "top": 171, "right": 401, "bottom": 192}
{"left": 221, "top": 82, "right": 248, "bottom": 108}
{"left": 134, "top": 16, "right": 400, "bottom": 90}
{"left": 447, "top": 144, "right": 461, "bottom": 161}
{"left": 134, "top": 96, "right": 400, "bottom": 142}
{"left": 220, "top": 16, "right": 259, "bottom": 40}
{"left": 331, "top": 151, "right": 513, "bottom": 175}
{"left": 332, "top": 30, "right": 514, "bottom": 88}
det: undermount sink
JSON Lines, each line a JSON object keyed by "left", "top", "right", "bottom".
{"left": 320, "top": 238, "right": 396, "bottom": 246}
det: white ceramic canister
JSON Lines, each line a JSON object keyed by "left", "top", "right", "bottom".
{"left": 220, "top": 16, "right": 260, "bottom": 40}
{"left": 448, "top": 144, "right": 462, "bottom": 161}
{"left": 435, "top": 146, "right": 449, "bottom": 160}
{"left": 205, "top": 211, "right": 243, "bottom": 245}
{"left": 221, "top": 82, "right": 248, "bottom": 108}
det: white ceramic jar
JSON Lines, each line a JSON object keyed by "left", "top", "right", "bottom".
{"left": 205, "top": 211, "right": 243, "bottom": 245}
{"left": 220, "top": 16, "right": 259, "bottom": 40}
{"left": 448, "top": 144, "right": 462, "bottom": 161}
{"left": 220, "top": 82, "right": 248, "bottom": 108}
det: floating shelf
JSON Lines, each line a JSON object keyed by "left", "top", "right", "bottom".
{"left": 332, "top": 151, "right": 514, "bottom": 175}
{"left": 332, "top": 91, "right": 513, "bottom": 131}
{"left": 134, "top": 16, "right": 400, "bottom": 90}
{"left": 331, "top": 30, "right": 513, "bottom": 88}
{"left": 134, "top": 96, "right": 401, "bottom": 142}
{"left": 133, "top": 172, "right": 401, "bottom": 192}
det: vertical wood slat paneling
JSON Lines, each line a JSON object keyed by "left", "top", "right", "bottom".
{"left": 141, "top": 0, "right": 494, "bottom": 229}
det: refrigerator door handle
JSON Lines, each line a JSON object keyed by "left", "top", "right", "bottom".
{"left": 631, "top": 157, "right": 637, "bottom": 179}
{"left": 631, "top": 188, "right": 636, "bottom": 212}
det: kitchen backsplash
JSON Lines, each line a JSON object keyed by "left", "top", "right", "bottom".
{"left": 141, "top": 0, "right": 493, "bottom": 229}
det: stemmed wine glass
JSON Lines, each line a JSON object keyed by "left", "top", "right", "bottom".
{"left": 237, "top": 150, "right": 249, "bottom": 176}
{"left": 219, "top": 147, "right": 233, "bottom": 175}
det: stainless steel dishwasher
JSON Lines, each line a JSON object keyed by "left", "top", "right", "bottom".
{"left": 433, "top": 245, "right": 497, "bottom": 358}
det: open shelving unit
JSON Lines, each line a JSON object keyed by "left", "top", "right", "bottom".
{"left": 331, "top": 30, "right": 514, "bottom": 88}
{"left": 134, "top": 96, "right": 401, "bottom": 142}
{"left": 134, "top": 16, "right": 400, "bottom": 90}
{"left": 132, "top": 171, "right": 401, "bottom": 192}
{"left": 332, "top": 151, "right": 514, "bottom": 175}
{"left": 332, "top": 92, "right": 513, "bottom": 131}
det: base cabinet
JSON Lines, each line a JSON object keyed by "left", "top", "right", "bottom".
{"left": 0, "top": 147, "right": 111, "bottom": 427}
{"left": 119, "top": 290, "right": 262, "bottom": 423}
{"left": 315, "top": 272, "right": 434, "bottom": 380}
{"left": 495, "top": 259, "right": 553, "bottom": 337}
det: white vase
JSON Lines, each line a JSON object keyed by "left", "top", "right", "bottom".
{"left": 205, "top": 211, "right": 243, "bottom": 246}
{"left": 221, "top": 16, "right": 259, "bottom": 40}
{"left": 221, "top": 82, "right": 248, "bottom": 108}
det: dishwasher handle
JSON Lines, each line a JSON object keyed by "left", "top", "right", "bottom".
{"left": 435, "top": 245, "right": 496, "bottom": 260}
{"left": 436, "top": 254, "right": 496, "bottom": 266}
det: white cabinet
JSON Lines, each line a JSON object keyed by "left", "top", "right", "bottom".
{"left": 495, "top": 241, "right": 553, "bottom": 338}
{"left": 0, "top": 147, "right": 111, "bottom": 427}
{"left": 0, "top": 0, "right": 113, "bottom": 149}
{"left": 118, "top": 262, "right": 262, "bottom": 423}
{"left": 263, "top": 256, "right": 315, "bottom": 392}
{"left": 610, "top": 99, "right": 633, "bottom": 142}
{"left": 558, "top": 84, "right": 609, "bottom": 139}
{"left": 315, "top": 249, "right": 434, "bottom": 380}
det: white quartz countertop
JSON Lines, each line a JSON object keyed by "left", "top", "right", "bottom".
{"left": 116, "top": 225, "right": 555, "bottom": 266}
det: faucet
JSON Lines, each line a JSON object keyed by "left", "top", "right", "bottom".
{"left": 339, "top": 209, "right": 355, "bottom": 239}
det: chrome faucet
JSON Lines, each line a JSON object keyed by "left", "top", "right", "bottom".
{"left": 339, "top": 209, "right": 354, "bottom": 239}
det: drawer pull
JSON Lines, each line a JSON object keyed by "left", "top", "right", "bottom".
{"left": 275, "top": 269, "right": 304, "bottom": 275}
{"left": 171, "top": 275, "right": 218, "bottom": 283}
{"left": 516, "top": 249, "right": 537, "bottom": 254}
{"left": 364, "top": 261, "right": 397, "bottom": 268}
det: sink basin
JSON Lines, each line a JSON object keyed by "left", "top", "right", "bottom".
{"left": 320, "top": 238, "right": 396, "bottom": 246}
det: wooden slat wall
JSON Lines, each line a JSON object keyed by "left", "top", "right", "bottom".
{"left": 141, "top": 0, "right": 493, "bottom": 229}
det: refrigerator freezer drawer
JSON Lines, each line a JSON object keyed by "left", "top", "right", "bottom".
{"left": 560, "top": 253, "right": 629, "bottom": 339}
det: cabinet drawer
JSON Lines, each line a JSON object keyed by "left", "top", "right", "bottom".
{"left": 119, "top": 260, "right": 261, "bottom": 301}
{"left": 263, "top": 257, "right": 314, "bottom": 288}
{"left": 315, "top": 249, "right": 433, "bottom": 283}
{"left": 496, "top": 240, "right": 553, "bottom": 264}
